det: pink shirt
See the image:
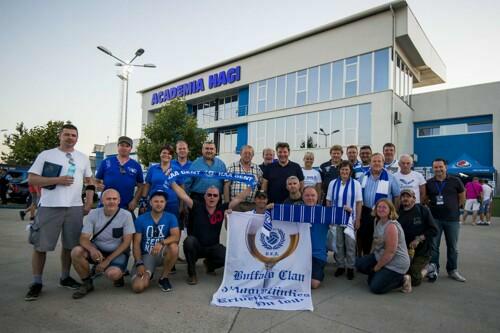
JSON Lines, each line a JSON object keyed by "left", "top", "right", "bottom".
{"left": 465, "top": 181, "right": 482, "bottom": 200}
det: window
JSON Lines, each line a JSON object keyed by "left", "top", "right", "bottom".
{"left": 275, "top": 117, "right": 286, "bottom": 143}
{"left": 468, "top": 122, "right": 492, "bottom": 133}
{"left": 345, "top": 57, "right": 358, "bottom": 98}
{"left": 266, "top": 119, "right": 275, "bottom": 149}
{"left": 257, "top": 121, "right": 266, "bottom": 152}
{"left": 358, "top": 104, "right": 371, "bottom": 145}
{"left": 359, "top": 53, "right": 372, "bottom": 94}
{"left": 319, "top": 63, "right": 331, "bottom": 102}
{"left": 344, "top": 106, "right": 357, "bottom": 145}
{"left": 332, "top": 60, "right": 344, "bottom": 99}
{"left": 285, "top": 117, "right": 295, "bottom": 148}
{"left": 296, "top": 114, "right": 306, "bottom": 148}
{"left": 248, "top": 83, "right": 257, "bottom": 115}
{"left": 218, "top": 129, "right": 237, "bottom": 154}
{"left": 374, "top": 48, "right": 389, "bottom": 91}
{"left": 257, "top": 80, "right": 267, "bottom": 113}
{"left": 266, "top": 78, "right": 276, "bottom": 112}
{"left": 276, "top": 75, "right": 286, "bottom": 110}
{"left": 318, "top": 110, "right": 331, "bottom": 148}
{"left": 296, "top": 70, "right": 307, "bottom": 106}
{"left": 306, "top": 113, "right": 318, "bottom": 148}
{"left": 417, "top": 127, "right": 440, "bottom": 137}
{"left": 307, "top": 66, "right": 319, "bottom": 104}
{"left": 286, "top": 73, "right": 296, "bottom": 108}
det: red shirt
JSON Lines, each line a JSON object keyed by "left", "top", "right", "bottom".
{"left": 465, "top": 181, "right": 482, "bottom": 200}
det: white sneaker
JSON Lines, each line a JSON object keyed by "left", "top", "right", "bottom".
{"left": 448, "top": 270, "right": 466, "bottom": 282}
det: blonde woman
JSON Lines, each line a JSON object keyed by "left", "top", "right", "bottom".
{"left": 355, "top": 199, "right": 412, "bottom": 294}
{"left": 302, "top": 152, "right": 322, "bottom": 201}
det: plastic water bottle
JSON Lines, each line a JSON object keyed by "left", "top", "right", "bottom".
{"left": 67, "top": 164, "right": 76, "bottom": 177}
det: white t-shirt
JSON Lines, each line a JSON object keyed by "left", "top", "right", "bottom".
{"left": 482, "top": 184, "right": 493, "bottom": 201}
{"left": 29, "top": 148, "right": 92, "bottom": 207}
{"left": 302, "top": 168, "right": 322, "bottom": 187}
{"left": 326, "top": 178, "right": 363, "bottom": 207}
{"left": 394, "top": 170, "right": 426, "bottom": 203}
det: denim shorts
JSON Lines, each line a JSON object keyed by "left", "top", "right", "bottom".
{"left": 312, "top": 257, "right": 326, "bottom": 281}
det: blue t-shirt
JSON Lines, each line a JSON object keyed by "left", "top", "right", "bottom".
{"left": 96, "top": 156, "right": 144, "bottom": 208}
{"left": 134, "top": 211, "right": 179, "bottom": 255}
{"left": 310, "top": 223, "right": 329, "bottom": 262}
{"left": 171, "top": 159, "right": 192, "bottom": 171}
{"left": 184, "top": 157, "right": 226, "bottom": 194}
{"left": 145, "top": 163, "right": 183, "bottom": 214}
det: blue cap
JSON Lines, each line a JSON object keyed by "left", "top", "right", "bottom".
{"left": 150, "top": 189, "right": 168, "bottom": 201}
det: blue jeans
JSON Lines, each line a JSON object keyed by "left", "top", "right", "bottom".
{"left": 356, "top": 254, "right": 405, "bottom": 294}
{"left": 431, "top": 219, "right": 460, "bottom": 273}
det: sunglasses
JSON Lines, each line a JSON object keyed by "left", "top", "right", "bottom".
{"left": 153, "top": 225, "right": 160, "bottom": 238}
{"left": 65, "top": 153, "right": 75, "bottom": 166}
{"left": 119, "top": 165, "right": 126, "bottom": 174}
{"left": 206, "top": 193, "right": 219, "bottom": 198}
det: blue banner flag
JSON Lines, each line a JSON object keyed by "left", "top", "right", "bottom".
{"left": 166, "top": 169, "right": 258, "bottom": 187}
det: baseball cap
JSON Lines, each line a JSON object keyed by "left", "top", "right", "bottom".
{"left": 117, "top": 136, "right": 133, "bottom": 147}
{"left": 150, "top": 189, "right": 168, "bottom": 201}
{"left": 400, "top": 188, "right": 416, "bottom": 197}
{"left": 255, "top": 191, "right": 268, "bottom": 199}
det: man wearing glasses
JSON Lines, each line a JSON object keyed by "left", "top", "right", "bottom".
{"left": 131, "top": 190, "right": 180, "bottom": 293}
{"left": 95, "top": 136, "right": 144, "bottom": 218}
{"left": 25, "top": 124, "right": 95, "bottom": 301}
{"left": 171, "top": 182, "right": 251, "bottom": 285}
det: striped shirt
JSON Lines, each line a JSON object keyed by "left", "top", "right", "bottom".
{"left": 226, "top": 161, "right": 262, "bottom": 202}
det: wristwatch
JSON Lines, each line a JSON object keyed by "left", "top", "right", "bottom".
{"left": 135, "top": 260, "right": 144, "bottom": 268}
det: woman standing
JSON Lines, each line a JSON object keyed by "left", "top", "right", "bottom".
{"left": 355, "top": 199, "right": 412, "bottom": 294}
{"left": 142, "top": 145, "right": 182, "bottom": 218}
{"left": 326, "top": 161, "right": 362, "bottom": 280}
{"left": 302, "top": 152, "right": 322, "bottom": 201}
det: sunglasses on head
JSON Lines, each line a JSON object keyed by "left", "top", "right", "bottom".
{"left": 119, "top": 165, "right": 126, "bottom": 174}
{"left": 206, "top": 193, "right": 219, "bottom": 198}
{"left": 65, "top": 153, "right": 75, "bottom": 165}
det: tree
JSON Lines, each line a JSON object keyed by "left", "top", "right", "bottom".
{"left": 137, "top": 99, "right": 207, "bottom": 166}
{"left": 1, "top": 121, "right": 70, "bottom": 166}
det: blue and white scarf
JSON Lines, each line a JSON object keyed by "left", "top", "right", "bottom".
{"left": 330, "top": 177, "right": 356, "bottom": 225}
{"left": 361, "top": 168, "right": 390, "bottom": 205}
{"left": 166, "top": 169, "right": 257, "bottom": 187}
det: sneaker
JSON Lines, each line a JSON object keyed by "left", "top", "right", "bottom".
{"left": 19, "top": 211, "right": 26, "bottom": 221}
{"left": 346, "top": 268, "right": 354, "bottom": 280}
{"left": 170, "top": 265, "right": 177, "bottom": 275}
{"left": 427, "top": 263, "right": 439, "bottom": 283}
{"left": 60, "top": 276, "right": 81, "bottom": 290}
{"left": 448, "top": 270, "right": 466, "bottom": 282}
{"left": 25, "top": 283, "right": 42, "bottom": 301}
{"left": 187, "top": 275, "right": 198, "bottom": 285}
{"left": 334, "top": 268, "right": 345, "bottom": 277}
{"left": 401, "top": 275, "right": 412, "bottom": 293}
{"left": 158, "top": 277, "right": 173, "bottom": 292}
{"left": 72, "top": 280, "right": 94, "bottom": 299}
{"left": 203, "top": 259, "right": 216, "bottom": 276}
{"left": 113, "top": 277, "right": 124, "bottom": 288}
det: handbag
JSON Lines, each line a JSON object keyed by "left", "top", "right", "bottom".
{"left": 91, "top": 209, "right": 120, "bottom": 243}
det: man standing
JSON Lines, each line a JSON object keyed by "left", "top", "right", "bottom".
{"left": 398, "top": 189, "right": 438, "bottom": 286}
{"left": 357, "top": 145, "right": 372, "bottom": 180}
{"left": 171, "top": 140, "right": 192, "bottom": 171}
{"left": 185, "top": 141, "right": 227, "bottom": 202}
{"left": 461, "top": 177, "right": 483, "bottom": 225}
{"left": 283, "top": 176, "right": 303, "bottom": 205}
{"left": 70, "top": 189, "right": 135, "bottom": 299}
{"left": 319, "top": 145, "right": 343, "bottom": 202}
{"left": 131, "top": 190, "right": 179, "bottom": 293}
{"left": 259, "top": 148, "right": 276, "bottom": 173}
{"left": 261, "top": 142, "right": 304, "bottom": 204}
{"left": 479, "top": 179, "right": 493, "bottom": 225}
{"left": 383, "top": 143, "right": 400, "bottom": 174}
{"left": 95, "top": 136, "right": 144, "bottom": 217}
{"left": 358, "top": 153, "right": 400, "bottom": 255}
{"left": 224, "top": 145, "right": 262, "bottom": 212}
{"left": 25, "top": 124, "right": 94, "bottom": 301}
{"left": 394, "top": 154, "right": 427, "bottom": 204}
{"left": 346, "top": 145, "right": 361, "bottom": 177}
{"left": 425, "top": 158, "right": 466, "bottom": 282}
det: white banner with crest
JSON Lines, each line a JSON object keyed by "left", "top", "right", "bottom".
{"left": 211, "top": 212, "right": 313, "bottom": 311}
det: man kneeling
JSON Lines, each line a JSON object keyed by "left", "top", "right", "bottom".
{"left": 71, "top": 189, "right": 135, "bottom": 299}
{"left": 132, "top": 190, "right": 179, "bottom": 293}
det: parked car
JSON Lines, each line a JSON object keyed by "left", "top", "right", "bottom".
{"left": 6, "top": 169, "right": 29, "bottom": 203}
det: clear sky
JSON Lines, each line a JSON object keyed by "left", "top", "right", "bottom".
{"left": 1, "top": 0, "right": 499, "bottom": 158}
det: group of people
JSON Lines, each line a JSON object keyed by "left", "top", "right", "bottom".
{"left": 23, "top": 123, "right": 493, "bottom": 301}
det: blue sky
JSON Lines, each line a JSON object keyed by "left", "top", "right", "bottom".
{"left": 1, "top": 0, "right": 499, "bottom": 157}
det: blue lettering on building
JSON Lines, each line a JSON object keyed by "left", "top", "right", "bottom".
{"left": 151, "top": 66, "right": 241, "bottom": 105}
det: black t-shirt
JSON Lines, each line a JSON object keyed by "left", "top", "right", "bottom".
{"left": 263, "top": 161, "right": 304, "bottom": 203}
{"left": 319, "top": 161, "right": 340, "bottom": 194}
{"left": 189, "top": 201, "right": 229, "bottom": 247}
{"left": 283, "top": 197, "right": 304, "bottom": 205}
{"left": 426, "top": 175, "right": 464, "bottom": 221}
{"left": 398, "top": 204, "right": 438, "bottom": 257}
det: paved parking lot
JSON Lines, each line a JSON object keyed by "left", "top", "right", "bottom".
{"left": 0, "top": 208, "right": 499, "bottom": 333}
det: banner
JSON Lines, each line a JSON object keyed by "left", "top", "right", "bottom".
{"left": 166, "top": 169, "right": 257, "bottom": 187}
{"left": 211, "top": 212, "right": 313, "bottom": 311}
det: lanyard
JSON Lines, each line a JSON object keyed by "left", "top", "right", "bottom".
{"left": 434, "top": 181, "right": 446, "bottom": 195}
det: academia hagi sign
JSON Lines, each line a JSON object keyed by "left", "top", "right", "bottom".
{"left": 150, "top": 66, "right": 241, "bottom": 105}
{"left": 211, "top": 212, "right": 313, "bottom": 311}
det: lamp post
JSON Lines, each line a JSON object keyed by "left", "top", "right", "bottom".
{"left": 97, "top": 46, "right": 156, "bottom": 136}
{"left": 313, "top": 128, "right": 340, "bottom": 148}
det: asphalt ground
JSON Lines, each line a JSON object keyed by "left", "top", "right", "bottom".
{"left": 0, "top": 208, "right": 499, "bottom": 333}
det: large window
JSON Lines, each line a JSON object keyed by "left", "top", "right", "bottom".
{"left": 193, "top": 94, "right": 238, "bottom": 127}
{"left": 248, "top": 48, "right": 390, "bottom": 115}
{"left": 218, "top": 129, "right": 237, "bottom": 154}
{"left": 248, "top": 103, "right": 372, "bottom": 152}
{"left": 395, "top": 53, "right": 413, "bottom": 105}
{"left": 417, "top": 120, "right": 493, "bottom": 138}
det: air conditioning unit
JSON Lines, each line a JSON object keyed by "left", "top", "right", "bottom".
{"left": 394, "top": 111, "right": 402, "bottom": 125}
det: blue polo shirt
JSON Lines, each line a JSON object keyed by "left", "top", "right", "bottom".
{"left": 145, "top": 164, "right": 183, "bottom": 215}
{"left": 184, "top": 157, "right": 227, "bottom": 194}
{"left": 96, "top": 156, "right": 144, "bottom": 208}
{"left": 171, "top": 159, "right": 192, "bottom": 171}
{"left": 134, "top": 211, "right": 178, "bottom": 255}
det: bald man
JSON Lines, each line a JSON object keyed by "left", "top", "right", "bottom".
{"left": 394, "top": 154, "right": 426, "bottom": 204}
{"left": 70, "top": 189, "right": 135, "bottom": 299}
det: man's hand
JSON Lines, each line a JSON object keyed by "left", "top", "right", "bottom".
{"left": 83, "top": 204, "right": 92, "bottom": 216}
{"left": 136, "top": 264, "right": 146, "bottom": 278}
{"left": 151, "top": 242, "right": 163, "bottom": 256}
{"left": 58, "top": 176, "right": 74, "bottom": 186}
{"left": 89, "top": 247, "right": 104, "bottom": 262}
{"left": 343, "top": 205, "right": 352, "bottom": 213}
{"left": 128, "top": 199, "right": 138, "bottom": 212}
{"left": 95, "top": 257, "right": 110, "bottom": 273}
{"left": 95, "top": 182, "right": 105, "bottom": 192}
{"left": 355, "top": 218, "right": 361, "bottom": 230}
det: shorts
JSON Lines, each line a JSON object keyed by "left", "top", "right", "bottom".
{"left": 131, "top": 250, "right": 167, "bottom": 279}
{"left": 88, "top": 249, "right": 129, "bottom": 272}
{"left": 480, "top": 200, "right": 491, "bottom": 214}
{"left": 31, "top": 206, "right": 83, "bottom": 252}
{"left": 311, "top": 257, "right": 326, "bottom": 282}
{"left": 464, "top": 199, "right": 480, "bottom": 212}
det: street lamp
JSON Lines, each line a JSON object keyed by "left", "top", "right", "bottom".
{"left": 313, "top": 128, "right": 340, "bottom": 148}
{"left": 97, "top": 46, "right": 156, "bottom": 136}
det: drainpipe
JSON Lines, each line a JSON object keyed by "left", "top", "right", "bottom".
{"left": 390, "top": 4, "right": 396, "bottom": 145}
